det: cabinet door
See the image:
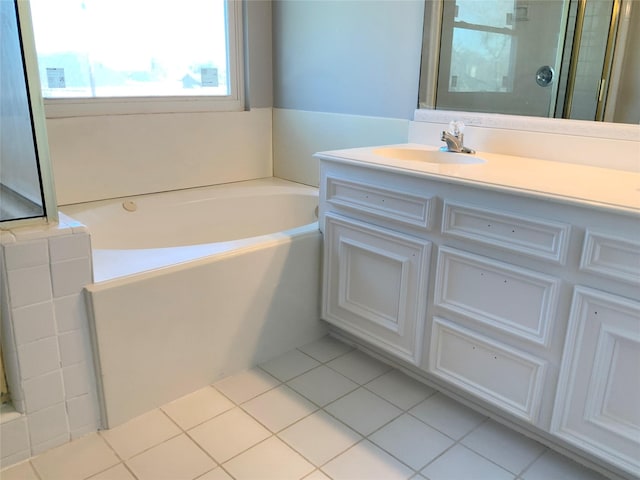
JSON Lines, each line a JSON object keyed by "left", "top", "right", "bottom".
{"left": 552, "top": 286, "right": 640, "bottom": 477}
{"left": 322, "top": 213, "right": 431, "bottom": 365}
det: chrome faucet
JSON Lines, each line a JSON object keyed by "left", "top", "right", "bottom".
{"left": 440, "top": 121, "right": 475, "bottom": 154}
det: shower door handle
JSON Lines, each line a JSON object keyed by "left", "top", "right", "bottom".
{"left": 535, "top": 65, "right": 554, "bottom": 87}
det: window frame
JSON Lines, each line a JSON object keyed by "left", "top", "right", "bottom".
{"left": 37, "top": 0, "right": 244, "bottom": 118}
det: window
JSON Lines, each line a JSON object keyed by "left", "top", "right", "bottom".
{"left": 29, "top": 0, "right": 243, "bottom": 116}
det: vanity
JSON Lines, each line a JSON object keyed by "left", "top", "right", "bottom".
{"left": 316, "top": 137, "right": 640, "bottom": 479}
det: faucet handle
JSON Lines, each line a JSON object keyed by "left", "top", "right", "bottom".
{"left": 448, "top": 120, "right": 465, "bottom": 137}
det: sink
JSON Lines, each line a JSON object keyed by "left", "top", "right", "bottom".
{"left": 373, "top": 147, "right": 486, "bottom": 165}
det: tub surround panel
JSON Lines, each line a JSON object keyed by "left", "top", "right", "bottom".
{"left": 273, "top": 109, "right": 409, "bottom": 187}
{"left": 0, "top": 221, "right": 100, "bottom": 467}
{"left": 48, "top": 108, "right": 273, "bottom": 205}
{"left": 86, "top": 230, "right": 326, "bottom": 428}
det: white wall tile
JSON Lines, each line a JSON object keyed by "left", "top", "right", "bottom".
{"left": 54, "top": 294, "right": 88, "bottom": 333}
{"left": 27, "top": 403, "right": 69, "bottom": 447}
{"left": 30, "top": 433, "right": 71, "bottom": 456}
{"left": 49, "top": 234, "right": 91, "bottom": 262}
{"left": 62, "top": 363, "right": 92, "bottom": 398}
{"left": 3, "top": 240, "right": 49, "bottom": 270}
{"left": 0, "top": 415, "right": 30, "bottom": 460}
{"left": 6, "top": 265, "right": 52, "bottom": 308}
{"left": 66, "top": 394, "right": 100, "bottom": 432}
{"left": 23, "top": 371, "right": 65, "bottom": 413}
{"left": 17, "top": 337, "right": 61, "bottom": 379}
{"left": 12, "top": 301, "right": 56, "bottom": 346}
{"left": 58, "top": 330, "right": 89, "bottom": 366}
{"left": 51, "top": 258, "right": 92, "bottom": 298}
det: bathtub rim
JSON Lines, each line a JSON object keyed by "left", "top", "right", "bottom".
{"left": 85, "top": 221, "right": 321, "bottom": 290}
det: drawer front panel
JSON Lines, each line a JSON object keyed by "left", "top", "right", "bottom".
{"left": 429, "top": 317, "right": 546, "bottom": 423}
{"left": 322, "top": 213, "right": 431, "bottom": 365}
{"left": 442, "top": 201, "right": 570, "bottom": 264}
{"left": 434, "top": 247, "right": 560, "bottom": 347}
{"left": 326, "top": 176, "right": 433, "bottom": 230}
{"left": 580, "top": 230, "right": 640, "bottom": 285}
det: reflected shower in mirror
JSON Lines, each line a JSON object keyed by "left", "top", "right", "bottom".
{"left": 1, "top": 0, "right": 45, "bottom": 222}
{"left": 419, "top": 0, "right": 640, "bottom": 124}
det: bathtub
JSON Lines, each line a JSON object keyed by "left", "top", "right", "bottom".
{"left": 61, "top": 178, "right": 327, "bottom": 428}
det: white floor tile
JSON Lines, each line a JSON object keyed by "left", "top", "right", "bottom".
{"left": 0, "top": 461, "right": 39, "bottom": 480}
{"left": 196, "top": 467, "right": 234, "bottom": 480}
{"left": 327, "top": 350, "right": 391, "bottom": 384}
{"left": 323, "top": 440, "right": 414, "bottom": 480}
{"left": 461, "top": 420, "right": 546, "bottom": 474}
{"left": 189, "top": 407, "right": 271, "bottom": 463}
{"left": 365, "top": 370, "right": 436, "bottom": 410}
{"left": 279, "top": 410, "right": 362, "bottom": 466}
{"left": 213, "top": 368, "right": 280, "bottom": 404}
{"left": 242, "top": 385, "right": 317, "bottom": 432}
{"left": 325, "top": 388, "right": 402, "bottom": 436}
{"left": 421, "top": 444, "right": 515, "bottom": 480}
{"left": 31, "top": 433, "right": 120, "bottom": 480}
{"left": 409, "top": 393, "right": 485, "bottom": 439}
{"left": 125, "top": 434, "right": 215, "bottom": 480}
{"left": 88, "top": 463, "right": 136, "bottom": 480}
{"left": 298, "top": 336, "right": 353, "bottom": 363}
{"left": 370, "top": 414, "right": 455, "bottom": 470}
{"left": 223, "top": 437, "right": 315, "bottom": 480}
{"left": 162, "top": 386, "right": 235, "bottom": 430}
{"left": 287, "top": 366, "right": 358, "bottom": 406}
{"left": 521, "top": 450, "right": 610, "bottom": 480}
{"left": 100, "top": 409, "right": 181, "bottom": 460}
{"left": 260, "top": 349, "right": 321, "bottom": 381}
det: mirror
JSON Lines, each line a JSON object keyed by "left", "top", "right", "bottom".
{"left": 419, "top": 0, "right": 640, "bottom": 124}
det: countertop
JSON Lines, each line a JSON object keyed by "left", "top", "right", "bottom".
{"left": 315, "top": 143, "right": 640, "bottom": 216}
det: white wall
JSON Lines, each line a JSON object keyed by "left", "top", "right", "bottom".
{"left": 271, "top": 0, "right": 425, "bottom": 185}
{"left": 273, "top": 0, "right": 424, "bottom": 120}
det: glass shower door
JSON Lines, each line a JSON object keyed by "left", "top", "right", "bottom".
{"left": 435, "top": 0, "right": 569, "bottom": 117}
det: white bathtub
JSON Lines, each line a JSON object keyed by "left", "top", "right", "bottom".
{"left": 61, "top": 178, "right": 327, "bottom": 427}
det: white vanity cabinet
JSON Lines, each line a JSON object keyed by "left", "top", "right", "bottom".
{"left": 317, "top": 153, "right": 640, "bottom": 479}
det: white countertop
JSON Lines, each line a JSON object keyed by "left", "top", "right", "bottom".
{"left": 315, "top": 143, "right": 640, "bottom": 215}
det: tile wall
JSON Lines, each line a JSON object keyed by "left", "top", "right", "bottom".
{"left": 0, "top": 215, "right": 100, "bottom": 467}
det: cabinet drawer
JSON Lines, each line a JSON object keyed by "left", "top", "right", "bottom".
{"left": 434, "top": 247, "right": 560, "bottom": 347}
{"left": 580, "top": 230, "right": 640, "bottom": 285}
{"left": 552, "top": 287, "right": 640, "bottom": 476}
{"left": 322, "top": 213, "right": 431, "bottom": 365}
{"left": 325, "top": 176, "right": 434, "bottom": 231}
{"left": 429, "top": 317, "right": 546, "bottom": 423}
{"left": 442, "top": 201, "right": 570, "bottom": 264}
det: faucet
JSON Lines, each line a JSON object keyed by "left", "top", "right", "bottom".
{"left": 440, "top": 121, "right": 475, "bottom": 154}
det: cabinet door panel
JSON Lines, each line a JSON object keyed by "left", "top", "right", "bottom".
{"left": 322, "top": 213, "right": 431, "bottom": 365}
{"left": 552, "top": 287, "right": 640, "bottom": 477}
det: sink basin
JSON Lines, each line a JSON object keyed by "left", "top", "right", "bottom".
{"left": 373, "top": 147, "right": 486, "bottom": 165}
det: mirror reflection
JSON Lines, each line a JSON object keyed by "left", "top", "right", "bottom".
{"left": 1, "top": 0, "right": 45, "bottom": 222}
{"left": 420, "top": 0, "right": 640, "bottom": 123}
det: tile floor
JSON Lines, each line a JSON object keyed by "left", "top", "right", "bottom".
{"left": 1, "top": 336, "right": 611, "bottom": 480}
